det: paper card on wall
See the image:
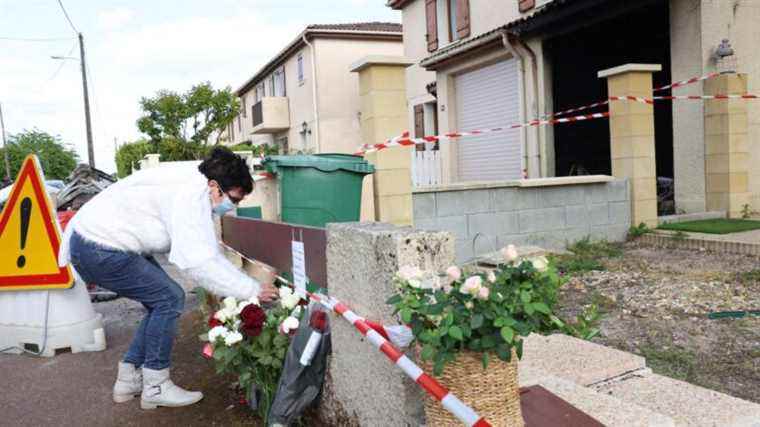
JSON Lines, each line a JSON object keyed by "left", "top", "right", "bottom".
{"left": 292, "top": 240, "right": 306, "bottom": 291}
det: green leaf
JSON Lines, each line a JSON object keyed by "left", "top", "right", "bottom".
{"left": 401, "top": 308, "right": 412, "bottom": 323}
{"left": 500, "top": 326, "right": 515, "bottom": 343}
{"left": 481, "top": 352, "right": 490, "bottom": 370}
{"left": 448, "top": 325, "right": 464, "bottom": 341}
{"left": 470, "top": 314, "right": 484, "bottom": 329}
{"left": 520, "top": 290, "right": 531, "bottom": 304}
{"left": 386, "top": 294, "right": 402, "bottom": 305}
{"left": 421, "top": 344, "right": 435, "bottom": 361}
{"left": 532, "top": 302, "right": 551, "bottom": 314}
{"left": 525, "top": 304, "right": 535, "bottom": 315}
{"left": 515, "top": 339, "right": 524, "bottom": 359}
{"left": 481, "top": 335, "right": 497, "bottom": 349}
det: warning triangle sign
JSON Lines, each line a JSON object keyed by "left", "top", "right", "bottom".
{"left": 0, "top": 155, "right": 74, "bottom": 291}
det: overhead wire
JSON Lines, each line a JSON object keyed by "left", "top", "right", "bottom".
{"left": 56, "top": 0, "right": 79, "bottom": 34}
{"left": 48, "top": 40, "right": 78, "bottom": 81}
{"left": 0, "top": 36, "right": 74, "bottom": 42}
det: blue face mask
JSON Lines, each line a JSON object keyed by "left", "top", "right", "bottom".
{"left": 212, "top": 194, "right": 236, "bottom": 216}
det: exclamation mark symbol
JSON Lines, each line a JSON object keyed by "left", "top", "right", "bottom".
{"left": 17, "top": 197, "right": 32, "bottom": 268}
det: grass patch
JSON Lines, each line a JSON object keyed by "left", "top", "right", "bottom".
{"left": 738, "top": 269, "right": 760, "bottom": 283}
{"left": 553, "top": 238, "right": 623, "bottom": 275}
{"left": 639, "top": 345, "right": 698, "bottom": 382}
{"left": 658, "top": 219, "right": 760, "bottom": 235}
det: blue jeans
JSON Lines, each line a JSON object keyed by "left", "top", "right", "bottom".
{"left": 69, "top": 232, "right": 185, "bottom": 370}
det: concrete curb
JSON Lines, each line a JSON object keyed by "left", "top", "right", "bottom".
{"left": 638, "top": 233, "right": 760, "bottom": 256}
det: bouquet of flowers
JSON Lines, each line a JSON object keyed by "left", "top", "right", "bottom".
{"left": 387, "top": 245, "right": 563, "bottom": 376}
{"left": 201, "top": 286, "right": 304, "bottom": 422}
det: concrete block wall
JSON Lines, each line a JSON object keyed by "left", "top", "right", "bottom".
{"left": 413, "top": 179, "right": 631, "bottom": 262}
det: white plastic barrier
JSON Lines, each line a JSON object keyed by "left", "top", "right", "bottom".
{"left": 0, "top": 271, "right": 106, "bottom": 357}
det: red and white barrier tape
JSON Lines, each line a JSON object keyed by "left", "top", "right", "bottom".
{"left": 655, "top": 94, "right": 758, "bottom": 101}
{"left": 653, "top": 71, "right": 723, "bottom": 92}
{"left": 218, "top": 242, "right": 491, "bottom": 427}
{"left": 548, "top": 71, "right": 731, "bottom": 118}
{"left": 357, "top": 112, "right": 610, "bottom": 154}
{"left": 313, "top": 293, "right": 490, "bottom": 427}
{"left": 253, "top": 172, "right": 274, "bottom": 182}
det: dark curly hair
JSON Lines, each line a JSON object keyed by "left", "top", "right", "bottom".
{"left": 198, "top": 146, "right": 253, "bottom": 194}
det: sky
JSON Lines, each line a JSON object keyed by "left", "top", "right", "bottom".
{"left": 0, "top": 0, "right": 399, "bottom": 173}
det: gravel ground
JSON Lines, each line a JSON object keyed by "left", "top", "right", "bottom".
{"left": 556, "top": 241, "right": 760, "bottom": 403}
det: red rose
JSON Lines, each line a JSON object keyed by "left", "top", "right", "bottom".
{"left": 208, "top": 315, "right": 222, "bottom": 328}
{"left": 240, "top": 304, "right": 266, "bottom": 337}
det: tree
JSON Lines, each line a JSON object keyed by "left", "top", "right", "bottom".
{"left": 0, "top": 129, "right": 78, "bottom": 181}
{"left": 136, "top": 82, "right": 240, "bottom": 146}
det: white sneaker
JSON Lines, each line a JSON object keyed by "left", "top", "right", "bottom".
{"left": 113, "top": 362, "right": 142, "bottom": 403}
{"left": 140, "top": 368, "right": 203, "bottom": 410}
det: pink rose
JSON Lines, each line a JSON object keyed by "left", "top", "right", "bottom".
{"left": 477, "top": 286, "right": 490, "bottom": 301}
{"left": 446, "top": 266, "right": 462, "bottom": 281}
{"left": 501, "top": 244, "right": 518, "bottom": 263}
{"left": 460, "top": 276, "right": 482, "bottom": 296}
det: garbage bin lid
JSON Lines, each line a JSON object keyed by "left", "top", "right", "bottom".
{"left": 263, "top": 153, "right": 374, "bottom": 174}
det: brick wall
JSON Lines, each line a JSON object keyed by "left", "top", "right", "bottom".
{"left": 413, "top": 178, "right": 631, "bottom": 262}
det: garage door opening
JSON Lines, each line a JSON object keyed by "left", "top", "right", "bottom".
{"left": 547, "top": 0, "right": 674, "bottom": 213}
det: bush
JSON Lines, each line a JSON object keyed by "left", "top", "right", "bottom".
{"left": 387, "top": 256, "right": 563, "bottom": 375}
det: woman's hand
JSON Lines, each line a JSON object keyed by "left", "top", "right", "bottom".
{"left": 258, "top": 282, "right": 279, "bottom": 303}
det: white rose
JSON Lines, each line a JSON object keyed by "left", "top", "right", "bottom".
{"left": 398, "top": 265, "right": 423, "bottom": 281}
{"left": 281, "top": 293, "right": 301, "bottom": 310}
{"left": 531, "top": 256, "right": 549, "bottom": 272}
{"left": 460, "top": 276, "right": 483, "bottom": 296}
{"left": 279, "top": 286, "right": 293, "bottom": 299}
{"left": 487, "top": 271, "right": 497, "bottom": 283}
{"left": 214, "top": 308, "right": 234, "bottom": 323}
{"left": 223, "top": 296, "right": 238, "bottom": 311}
{"left": 465, "top": 301, "right": 474, "bottom": 310}
{"left": 446, "top": 266, "right": 462, "bottom": 281}
{"left": 408, "top": 279, "right": 422, "bottom": 289}
{"left": 281, "top": 316, "right": 300, "bottom": 334}
{"left": 501, "top": 244, "right": 519, "bottom": 263}
{"left": 247, "top": 296, "right": 260, "bottom": 307}
{"left": 477, "top": 286, "right": 490, "bottom": 301}
{"left": 208, "top": 326, "right": 229, "bottom": 343}
{"left": 224, "top": 331, "right": 243, "bottom": 346}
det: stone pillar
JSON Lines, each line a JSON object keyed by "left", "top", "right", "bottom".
{"left": 351, "top": 56, "right": 414, "bottom": 226}
{"left": 598, "top": 64, "right": 661, "bottom": 228}
{"left": 704, "top": 73, "right": 750, "bottom": 218}
{"left": 319, "top": 222, "right": 455, "bottom": 426}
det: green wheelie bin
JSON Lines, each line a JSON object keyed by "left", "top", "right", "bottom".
{"left": 263, "top": 154, "right": 374, "bottom": 228}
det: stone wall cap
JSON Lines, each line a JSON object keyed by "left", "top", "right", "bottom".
{"left": 350, "top": 55, "right": 415, "bottom": 72}
{"left": 413, "top": 175, "right": 615, "bottom": 193}
{"left": 598, "top": 63, "right": 662, "bottom": 78}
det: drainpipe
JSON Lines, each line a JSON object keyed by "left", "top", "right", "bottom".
{"left": 504, "top": 32, "right": 541, "bottom": 178}
{"left": 302, "top": 33, "right": 321, "bottom": 153}
{"left": 500, "top": 31, "right": 528, "bottom": 178}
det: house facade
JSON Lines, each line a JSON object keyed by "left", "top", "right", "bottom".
{"left": 388, "top": 0, "right": 760, "bottom": 215}
{"left": 225, "top": 23, "right": 403, "bottom": 155}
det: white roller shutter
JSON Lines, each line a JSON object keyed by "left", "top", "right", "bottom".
{"left": 455, "top": 59, "right": 521, "bottom": 181}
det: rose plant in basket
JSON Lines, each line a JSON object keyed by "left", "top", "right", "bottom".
{"left": 200, "top": 286, "right": 304, "bottom": 422}
{"left": 386, "top": 245, "right": 563, "bottom": 426}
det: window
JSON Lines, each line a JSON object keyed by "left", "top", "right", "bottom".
{"left": 255, "top": 84, "right": 264, "bottom": 102}
{"left": 268, "top": 75, "right": 275, "bottom": 97}
{"left": 426, "top": 0, "right": 469, "bottom": 50}
{"left": 297, "top": 53, "right": 305, "bottom": 83}
{"left": 274, "top": 67, "right": 286, "bottom": 96}
{"left": 237, "top": 114, "right": 241, "bottom": 132}
{"left": 448, "top": 0, "right": 458, "bottom": 41}
{"left": 241, "top": 96, "right": 247, "bottom": 118}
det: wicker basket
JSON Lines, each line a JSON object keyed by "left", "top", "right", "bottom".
{"left": 422, "top": 350, "right": 523, "bottom": 427}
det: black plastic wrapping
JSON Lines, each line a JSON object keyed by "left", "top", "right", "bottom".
{"left": 266, "top": 302, "right": 332, "bottom": 426}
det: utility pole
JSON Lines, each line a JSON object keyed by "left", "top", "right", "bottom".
{"left": 78, "top": 32, "right": 94, "bottom": 168}
{"left": 0, "top": 103, "right": 11, "bottom": 183}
